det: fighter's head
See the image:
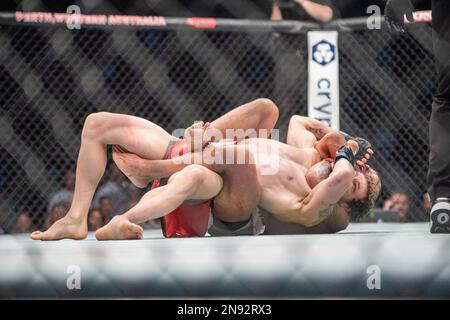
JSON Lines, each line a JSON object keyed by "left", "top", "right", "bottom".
{"left": 340, "top": 167, "right": 381, "bottom": 220}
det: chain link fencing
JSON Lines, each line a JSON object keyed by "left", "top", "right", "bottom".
{"left": 338, "top": 22, "right": 434, "bottom": 221}
{"left": 0, "top": 15, "right": 434, "bottom": 232}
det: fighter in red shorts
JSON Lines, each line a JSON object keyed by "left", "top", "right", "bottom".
{"left": 31, "top": 98, "right": 378, "bottom": 241}
{"left": 150, "top": 137, "right": 211, "bottom": 238}
{"left": 100, "top": 116, "right": 377, "bottom": 239}
{"left": 31, "top": 99, "right": 278, "bottom": 240}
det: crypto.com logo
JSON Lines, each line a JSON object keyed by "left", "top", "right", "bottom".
{"left": 312, "top": 40, "right": 336, "bottom": 66}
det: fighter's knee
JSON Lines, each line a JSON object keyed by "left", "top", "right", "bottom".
{"left": 255, "top": 98, "right": 279, "bottom": 118}
{"left": 170, "top": 165, "right": 207, "bottom": 185}
{"left": 83, "top": 112, "right": 108, "bottom": 135}
{"left": 255, "top": 98, "right": 275, "bottom": 108}
{"left": 83, "top": 112, "right": 111, "bottom": 138}
{"left": 168, "top": 165, "right": 208, "bottom": 196}
{"left": 85, "top": 112, "right": 110, "bottom": 127}
{"left": 182, "top": 165, "right": 208, "bottom": 185}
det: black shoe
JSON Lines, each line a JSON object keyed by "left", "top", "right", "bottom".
{"left": 430, "top": 198, "right": 450, "bottom": 233}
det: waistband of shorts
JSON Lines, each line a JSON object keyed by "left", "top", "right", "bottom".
{"left": 163, "top": 136, "right": 181, "bottom": 160}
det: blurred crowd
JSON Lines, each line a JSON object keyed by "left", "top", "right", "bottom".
{"left": 1, "top": 162, "right": 160, "bottom": 235}
{"left": 3, "top": 167, "right": 433, "bottom": 235}
{"left": 3, "top": 158, "right": 431, "bottom": 235}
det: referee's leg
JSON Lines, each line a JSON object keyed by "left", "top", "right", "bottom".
{"left": 428, "top": 0, "right": 450, "bottom": 233}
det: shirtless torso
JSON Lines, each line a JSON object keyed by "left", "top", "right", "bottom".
{"left": 31, "top": 100, "right": 370, "bottom": 241}
{"left": 244, "top": 138, "right": 316, "bottom": 220}
{"left": 209, "top": 136, "right": 348, "bottom": 228}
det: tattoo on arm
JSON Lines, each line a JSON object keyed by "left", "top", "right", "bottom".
{"left": 313, "top": 207, "right": 333, "bottom": 225}
{"left": 314, "top": 160, "right": 332, "bottom": 179}
{"left": 308, "top": 127, "right": 325, "bottom": 140}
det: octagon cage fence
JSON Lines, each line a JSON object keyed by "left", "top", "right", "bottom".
{"left": 0, "top": 11, "right": 435, "bottom": 231}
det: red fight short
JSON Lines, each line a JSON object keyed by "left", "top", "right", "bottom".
{"left": 150, "top": 138, "right": 212, "bottom": 238}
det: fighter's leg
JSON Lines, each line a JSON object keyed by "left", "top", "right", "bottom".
{"left": 198, "top": 144, "right": 262, "bottom": 223}
{"left": 108, "top": 141, "right": 262, "bottom": 233}
{"left": 95, "top": 165, "right": 223, "bottom": 240}
{"left": 31, "top": 112, "right": 172, "bottom": 240}
{"left": 111, "top": 99, "right": 278, "bottom": 183}
{"left": 132, "top": 142, "right": 262, "bottom": 223}
{"left": 210, "top": 98, "right": 279, "bottom": 139}
{"left": 212, "top": 161, "right": 261, "bottom": 223}
{"left": 111, "top": 99, "right": 279, "bottom": 181}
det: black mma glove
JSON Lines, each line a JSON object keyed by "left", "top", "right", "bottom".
{"left": 334, "top": 145, "right": 356, "bottom": 167}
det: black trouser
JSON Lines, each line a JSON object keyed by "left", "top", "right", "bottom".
{"left": 427, "top": 0, "right": 450, "bottom": 200}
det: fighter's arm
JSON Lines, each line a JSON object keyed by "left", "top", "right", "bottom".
{"left": 270, "top": 204, "right": 349, "bottom": 234}
{"left": 262, "top": 204, "right": 349, "bottom": 234}
{"left": 270, "top": 3, "right": 283, "bottom": 21}
{"left": 288, "top": 115, "right": 374, "bottom": 169}
{"left": 289, "top": 157, "right": 355, "bottom": 227}
{"left": 296, "top": 0, "right": 333, "bottom": 23}
{"left": 287, "top": 115, "right": 333, "bottom": 148}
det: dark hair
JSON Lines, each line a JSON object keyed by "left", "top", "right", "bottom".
{"left": 99, "top": 196, "right": 112, "bottom": 202}
{"left": 50, "top": 202, "right": 70, "bottom": 213}
{"left": 89, "top": 208, "right": 102, "bottom": 216}
{"left": 348, "top": 172, "right": 381, "bottom": 220}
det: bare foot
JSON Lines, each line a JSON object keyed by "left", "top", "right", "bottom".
{"left": 112, "top": 149, "right": 151, "bottom": 188}
{"left": 30, "top": 216, "right": 87, "bottom": 241}
{"left": 95, "top": 216, "right": 144, "bottom": 241}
